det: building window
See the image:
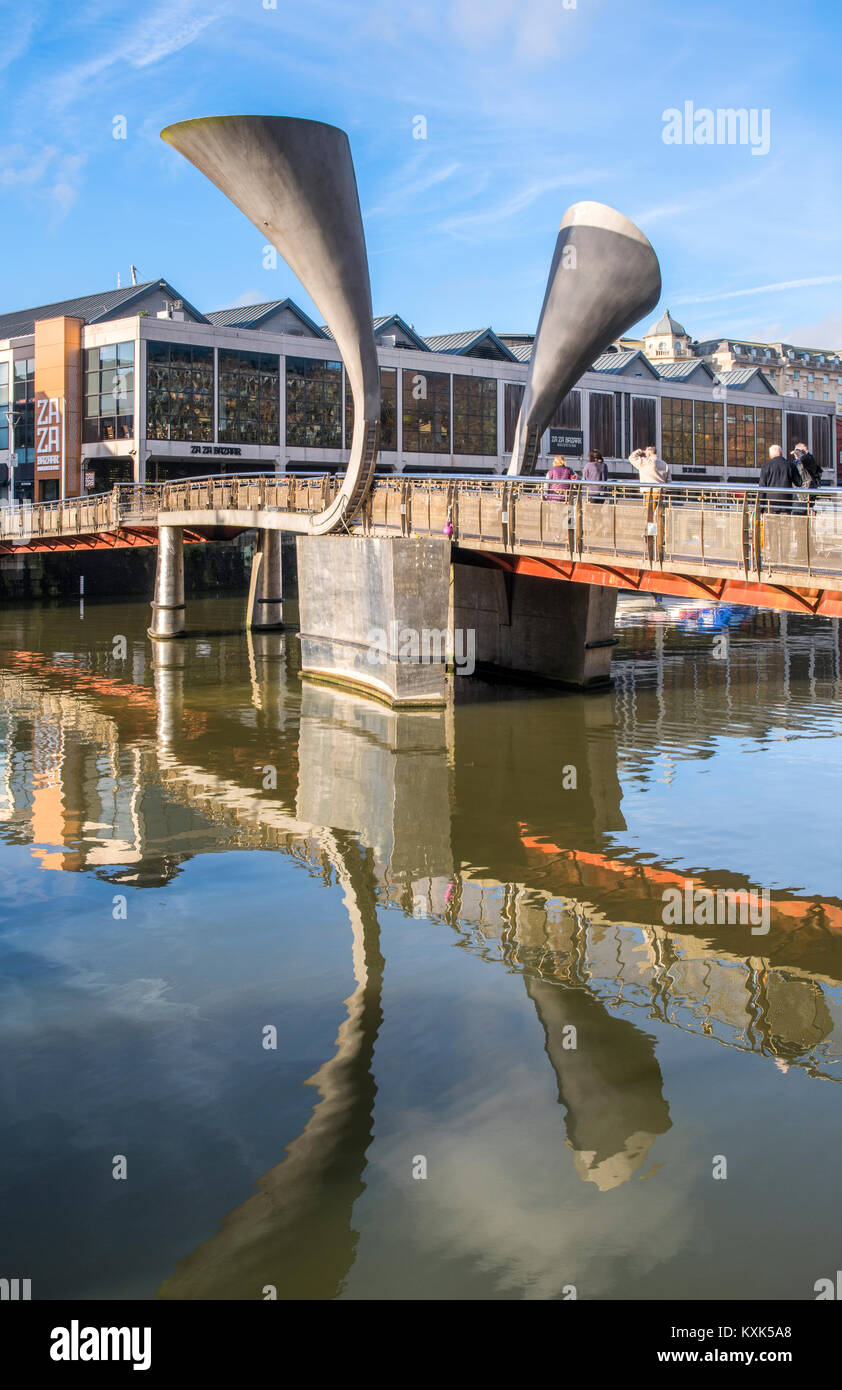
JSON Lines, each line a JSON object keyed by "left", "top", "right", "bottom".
{"left": 792, "top": 371, "right": 799, "bottom": 380}
{"left": 453, "top": 374, "right": 497, "bottom": 455}
{"left": 12, "top": 355, "right": 35, "bottom": 465}
{"left": 218, "top": 349, "right": 279, "bottom": 445}
{"left": 812, "top": 415, "right": 832, "bottom": 470}
{"left": 402, "top": 368, "right": 449, "bottom": 453}
{"left": 693, "top": 399, "right": 724, "bottom": 468}
{"left": 286, "top": 356, "right": 342, "bottom": 448}
{"left": 808, "top": 391, "right": 814, "bottom": 400}
{"left": 726, "top": 402, "right": 755, "bottom": 467}
{"left": 84, "top": 342, "right": 134, "bottom": 442}
{"left": 550, "top": 389, "right": 581, "bottom": 430}
{"left": 146, "top": 340, "right": 213, "bottom": 441}
{"left": 631, "top": 395, "right": 656, "bottom": 452}
{"left": 0, "top": 362, "right": 8, "bottom": 450}
{"left": 808, "top": 373, "right": 814, "bottom": 382}
{"left": 755, "top": 407, "right": 783, "bottom": 461}
{"left": 345, "top": 367, "right": 399, "bottom": 451}
{"left": 786, "top": 411, "right": 810, "bottom": 455}
{"left": 589, "top": 392, "right": 614, "bottom": 457}
{"left": 661, "top": 396, "right": 693, "bottom": 467}
{"left": 504, "top": 382, "right": 525, "bottom": 452}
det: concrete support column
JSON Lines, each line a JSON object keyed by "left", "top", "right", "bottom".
{"left": 246, "top": 529, "right": 284, "bottom": 630}
{"left": 296, "top": 536, "right": 452, "bottom": 707}
{"left": 148, "top": 525, "right": 185, "bottom": 639}
{"left": 451, "top": 562, "right": 618, "bottom": 689}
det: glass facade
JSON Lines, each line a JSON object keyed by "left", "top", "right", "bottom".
{"left": 726, "top": 402, "right": 755, "bottom": 467}
{"left": 504, "top": 383, "right": 525, "bottom": 452}
{"left": 693, "top": 400, "right": 724, "bottom": 468}
{"left": 631, "top": 396, "right": 657, "bottom": 452}
{"left": 661, "top": 397, "right": 693, "bottom": 467}
{"left": 589, "top": 392, "right": 614, "bottom": 457}
{"left": 786, "top": 411, "right": 810, "bottom": 455}
{"left": 345, "top": 367, "right": 399, "bottom": 451}
{"left": 286, "top": 356, "right": 342, "bottom": 448}
{"left": 812, "top": 414, "right": 832, "bottom": 470}
{"left": 218, "top": 349, "right": 279, "bottom": 445}
{"left": 84, "top": 342, "right": 134, "bottom": 443}
{"left": 402, "top": 369, "right": 449, "bottom": 453}
{"left": 0, "top": 362, "right": 8, "bottom": 451}
{"left": 453, "top": 374, "right": 497, "bottom": 455}
{"left": 13, "top": 355, "right": 35, "bottom": 466}
{"left": 146, "top": 341, "right": 213, "bottom": 441}
{"left": 755, "top": 408, "right": 782, "bottom": 464}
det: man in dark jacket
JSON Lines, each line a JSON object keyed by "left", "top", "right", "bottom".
{"left": 792, "top": 443, "right": 822, "bottom": 488}
{"left": 759, "top": 446, "right": 800, "bottom": 511}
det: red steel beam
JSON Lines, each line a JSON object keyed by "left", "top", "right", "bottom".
{"left": 473, "top": 551, "right": 842, "bottom": 618}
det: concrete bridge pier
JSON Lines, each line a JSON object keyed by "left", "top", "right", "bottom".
{"left": 295, "top": 536, "right": 619, "bottom": 705}
{"left": 452, "top": 562, "right": 618, "bottom": 689}
{"left": 148, "top": 526, "right": 186, "bottom": 640}
{"left": 246, "top": 529, "right": 284, "bottom": 630}
{"left": 296, "top": 536, "right": 452, "bottom": 707}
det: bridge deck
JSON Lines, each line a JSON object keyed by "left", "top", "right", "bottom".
{"left": 3, "top": 474, "right": 842, "bottom": 615}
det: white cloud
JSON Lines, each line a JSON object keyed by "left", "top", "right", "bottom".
{"left": 49, "top": 0, "right": 226, "bottom": 111}
{"left": 674, "top": 275, "right": 842, "bottom": 307}
{"left": 440, "top": 168, "right": 615, "bottom": 237}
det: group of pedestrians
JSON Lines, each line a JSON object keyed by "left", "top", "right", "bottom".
{"left": 545, "top": 440, "right": 822, "bottom": 507}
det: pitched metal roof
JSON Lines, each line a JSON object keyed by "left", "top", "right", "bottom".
{"left": 0, "top": 279, "right": 208, "bottom": 339}
{"left": 715, "top": 367, "right": 778, "bottom": 393}
{"left": 423, "top": 328, "right": 518, "bottom": 361}
{"left": 590, "top": 349, "right": 659, "bottom": 376}
{"left": 205, "top": 297, "right": 325, "bottom": 335}
{"left": 507, "top": 341, "right": 532, "bottom": 362}
{"left": 371, "top": 314, "right": 430, "bottom": 350}
{"left": 657, "top": 359, "right": 715, "bottom": 381}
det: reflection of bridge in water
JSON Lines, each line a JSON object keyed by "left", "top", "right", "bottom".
{"left": 2, "top": 621, "right": 842, "bottom": 1295}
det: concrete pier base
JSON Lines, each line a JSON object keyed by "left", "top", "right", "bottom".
{"left": 296, "top": 536, "right": 452, "bottom": 707}
{"left": 148, "top": 526, "right": 185, "bottom": 639}
{"left": 452, "top": 561, "right": 618, "bottom": 688}
{"left": 246, "top": 530, "right": 284, "bottom": 630}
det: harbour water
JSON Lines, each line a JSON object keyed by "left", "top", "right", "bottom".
{"left": 2, "top": 595, "right": 842, "bottom": 1300}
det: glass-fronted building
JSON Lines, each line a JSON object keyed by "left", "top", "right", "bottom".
{"left": 0, "top": 279, "right": 836, "bottom": 502}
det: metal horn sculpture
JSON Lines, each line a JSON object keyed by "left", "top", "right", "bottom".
{"left": 507, "top": 201, "right": 661, "bottom": 474}
{"left": 161, "top": 116, "right": 380, "bottom": 534}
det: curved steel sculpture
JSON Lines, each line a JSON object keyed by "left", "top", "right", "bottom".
{"left": 507, "top": 201, "right": 661, "bottom": 475}
{"left": 161, "top": 116, "right": 380, "bottom": 534}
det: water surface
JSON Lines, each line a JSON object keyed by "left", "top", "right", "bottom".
{"left": 1, "top": 595, "right": 841, "bottom": 1300}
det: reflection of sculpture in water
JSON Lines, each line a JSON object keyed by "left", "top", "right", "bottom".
{"left": 159, "top": 830, "right": 383, "bottom": 1301}
{"left": 525, "top": 976, "right": 671, "bottom": 1191}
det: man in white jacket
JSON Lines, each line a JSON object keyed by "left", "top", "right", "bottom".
{"left": 629, "top": 446, "right": 670, "bottom": 485}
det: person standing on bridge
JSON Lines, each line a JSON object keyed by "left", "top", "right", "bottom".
{"left": 759, "top": 445, "right": 800, "bottom": 511}
{"left": 583, "top": 449, "right": 608, "bottom": 500}
{"left": 546, "top": 456, "right": 575, "bottom": 501}
{"left": 628, "top": 447, "right": 670, "bottom": 486}
{"left": 792, "top": 442, "right": 822, "bottom": 490}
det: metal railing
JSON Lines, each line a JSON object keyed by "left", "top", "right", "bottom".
{"left": 2, "top": 473, "right": 841, "bottom": 587}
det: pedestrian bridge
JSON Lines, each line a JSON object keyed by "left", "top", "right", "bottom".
{"left": 4, "top": 472, "right": 842, "bottom": 616}
{"left": 3, "top": 473, "right": 842, "bottom": 701}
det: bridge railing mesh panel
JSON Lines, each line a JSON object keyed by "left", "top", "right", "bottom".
{"left": 702, "top": 509, "right": 743, "bottom": 565}
{"left": 580, "top": 500, "right": 615, "bottom": 553}
{"left": 760, "top": 514, "right": 810, "bottom": 574}
{"left": 809, "top": 505, "right": 842, "bottom": 575}
{"left": 613, "top": 501, "right": 648, "bottom": 561}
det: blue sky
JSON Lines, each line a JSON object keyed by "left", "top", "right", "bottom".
{"left": 2, "top": 0, "right": 841, "bottom": 345}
